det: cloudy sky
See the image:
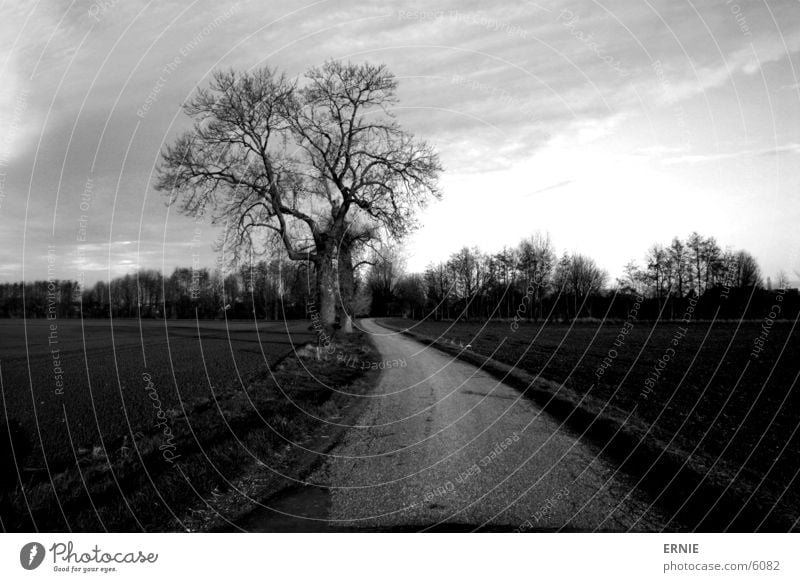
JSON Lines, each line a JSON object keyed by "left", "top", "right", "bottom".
{"left": 1, "top": 0, "right": 799, "bottom": 286}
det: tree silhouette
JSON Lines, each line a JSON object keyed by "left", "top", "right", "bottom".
{"left": 156, "top": 61, "right": 441, "bottom": 333}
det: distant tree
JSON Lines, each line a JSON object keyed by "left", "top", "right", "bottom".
{"left": 775, "top": 270, "right": 790, "bottom": 290}
{"left": 617, "top": 260, "right": 647, "bottom": 295}
{"left": 394, "top": 274, "right": 426, "bottom": 319}
{"left": 666, "top": 237, "right": 688, "bottom": 298}
{"left": 554, "top": 253, "right": 606, "bottom": 318}
{"left": 423, "top": 261, "right": 452, "bottom": 320}
{"left": 730, "top": 250, "right": 762, "bottom": 288}
{"left": 686, "top": 232, "right": 727, "bottom": 295}
{"left": 517, "top": 232, "right": 555, "bottom": 320}
{"left": 448, "top": 247, "right": 483, "bottom": 320}
{"left": 645, "top": 244, "right": 669, "bottom": 304}
{"left": 492, "top": 246, "right": 517, "bottom": 318}
{"left": 351, "top": 276, "right": 373, "bottom": 318}
{"left": 366, "top": 250, "right": 398, "bottom": 317}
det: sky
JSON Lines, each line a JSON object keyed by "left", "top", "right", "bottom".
{"left": 1, "top": 0, "right": 799, "bottom": 287}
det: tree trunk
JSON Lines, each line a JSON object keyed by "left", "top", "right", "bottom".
{"left": 341, "top": 314, "right": 353, "bottom": 333}
{"left": 336, "top": 239, "right": 356, "bottom": 334}
{"left": 315, "top": 255, "right": 337, "bottom": 333}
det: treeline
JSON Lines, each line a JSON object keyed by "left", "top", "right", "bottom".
{"left": 2, "top": 232, "right": 797, "bottom": 322}
{"left": 366, "top": 233, "right": 601, "bottom": 320}
{"left": 365, "top": 232, "right": 799, "bottom": 321}
{"left": 0, "top": 260, "right": 314, "bottom": 319}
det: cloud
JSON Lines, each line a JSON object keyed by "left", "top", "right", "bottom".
{"left": 525, "top": 180, "right": 573, "bottom": 196}
{"left": 662, "top": 143, "right": 800, "bottom": 165}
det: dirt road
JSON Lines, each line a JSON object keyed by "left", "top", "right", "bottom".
{"left": 238, "top": 319, "right": 672, "bottom": 531}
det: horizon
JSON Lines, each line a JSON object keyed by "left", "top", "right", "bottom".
{"left": 2, "top": 229, "right": 798, "bottom": 291}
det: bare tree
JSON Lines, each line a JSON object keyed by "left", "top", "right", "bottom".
{"left": 287, "top": 60, "right": 441, "bottom": 332}
{"left": 686, "top": 232, "right": 705, "bottom": 295}
{"left": 493, "top": 246, "right": 517, "bottom": 318}
{"left": 449, "top": 247, "right": 483, "bottom": 320}
{"left": 645, "top": 244, "right": 669, "bottom": 304}
{"left": 423, "top": 261, "right": 452, "bottom": 320}
{"left": 517, "top": 232, "right": 555, "bottom": 320}
{"left": 394, "top": 273, "right": 426, "bottom": 319}
{"left": 617, "top": 260, "right": 647, "bottom": 295}
{"left": 366, "top": 246, "right": 401, "bottom": 317}
{"left": 156, "top": 61, "right": 441, "bottom": 334}
{"left": 554, "top": 252, "right": 606, "bottom": 318}
{"left": 686, "top": 232, "right": 724, "bottom": 295}
{"left": 667, "top": 237, "right": 687, "bottom": 298}
{"left": 775, "top": 270, "right": 790, "bottom": 290}
{"left": 730, "top": 250, "right": 762, "bottom": 288}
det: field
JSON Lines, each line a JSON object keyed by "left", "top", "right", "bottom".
{"left": 379, "top": 317, "right": 800, "bottom": 517}
{"left": 0, "top": 319, "right": 315, "bottom": 471}
{"left": 3, "top": 314, "right": 798, "bottom": 530}
{"left": 0, "top": 318, "right": 377, "bottom": 531}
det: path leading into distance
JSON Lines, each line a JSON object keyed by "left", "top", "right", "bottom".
{"left": 238, "top": 318, "right": 672, "bottom": 532}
